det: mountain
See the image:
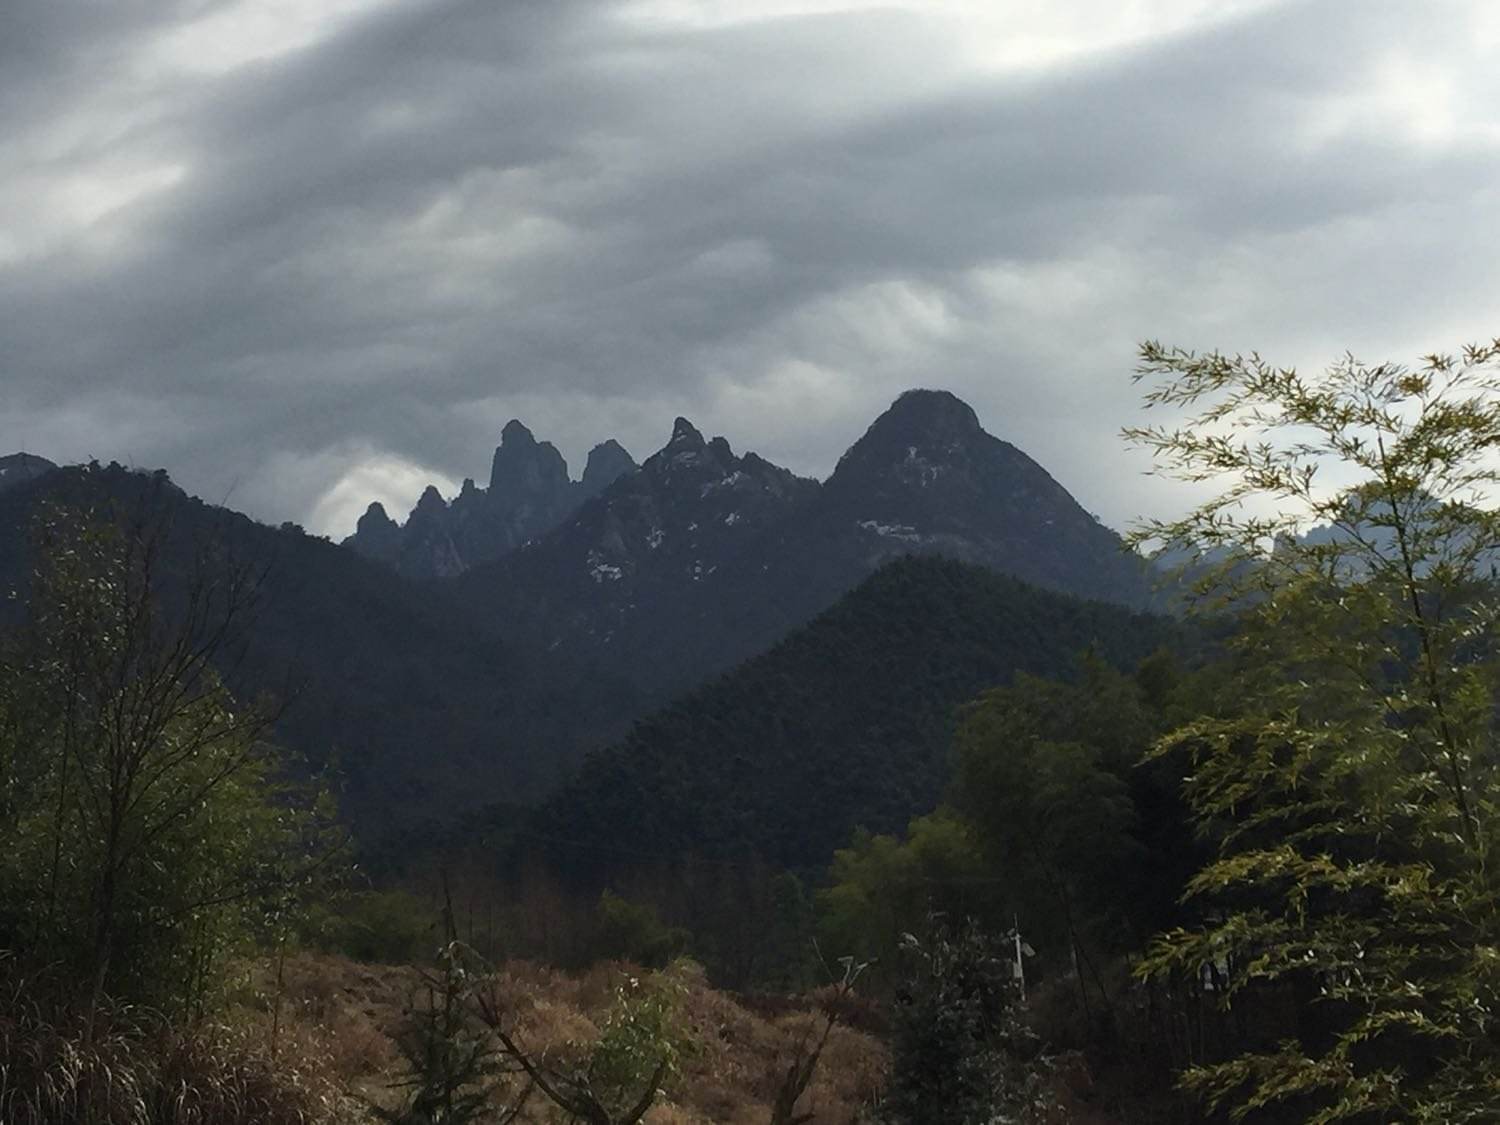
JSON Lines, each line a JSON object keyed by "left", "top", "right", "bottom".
{"left": 0, "top": 453, "right": 57, "bottom": 493}
{"left": 454, "top": 417, "right": 821, "bottom": 697}
{"left": 524, "top": 555, "right": 1176, "bottom": 881}
{"left": 0, "top": 463, "right": 635, "bottom": 831}
{"left": 344, "top": 422, "right": 637, "bottom": 578}
{"left": 0, "top": 391, "right": 1156, "bottom": 843}
{"left": 457, "top": 390, "right": 1154, "bottom": 709}
{"left": 799, "top": 389, "right": 1146, "bottom": 604}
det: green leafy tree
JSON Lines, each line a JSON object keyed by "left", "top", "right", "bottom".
{"left": 583, "top": 970, "right": 690, "bottom": 1119}
{"left": 591, "top": 890, "right": 690, "bottom": 968}
{"left": 819, "top": 810, "right": 992, "bottom": 992}
{"left": 0, "top": 493, "right": 336, "bottom": 1020}
{"left": 385, "top": 941, "right": 522, "bottom": 1125}
{"left": 1127, "top": 339, "right": 1500, "bottom": 1121}
{"left": 949, "top": 658, "right": 1175, "bottom": 1026}
{"left": 881, "top": 919, "right": 1056, "bottom": 1125}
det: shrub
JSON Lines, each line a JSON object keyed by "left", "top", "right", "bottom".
{"left": 308, "top": 891, "right": 437, "bottom": 965}
{"left": 590, "top": 892, "right": 689, "bottom": 969}
{"left": 584, "top": 968, "right": 693, "bottom": 1117}
{"left": 881, "top": 921, "right": 1057, "bottom": 1125}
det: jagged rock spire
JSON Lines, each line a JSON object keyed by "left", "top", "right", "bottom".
{"left": 668, "top": 417, "right": 706, "bottom": 450}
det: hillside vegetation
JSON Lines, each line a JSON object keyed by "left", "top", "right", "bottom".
{"left": 530, "top": 555, "right": 1176, "bottom": 881}
{"left": 6, "top": 342, "right": 1500, "bottom": 1122}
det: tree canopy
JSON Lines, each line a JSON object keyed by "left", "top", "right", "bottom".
{"left": 1127, "top": 339, "right": 1500, "bottom": 1121}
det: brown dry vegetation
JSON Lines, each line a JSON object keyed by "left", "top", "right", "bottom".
{"left": 230, "top": 953, "right": 889, "bottom": 1124}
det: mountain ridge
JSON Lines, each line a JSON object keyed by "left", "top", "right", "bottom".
{"left": 0, "top": 389, "right": 1158, "bottom": 840}
{"left": 0, "top": 453, "right": 58, "bottom": 494}
{"left": 450, "top": 389, "right": 1154, "bottom": 709}
{"left": 344, "top": 422, "right": 639, "bottom": 577}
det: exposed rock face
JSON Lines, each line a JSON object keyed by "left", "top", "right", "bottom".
{"left": 351, "top": 502, "right": 402, "bottom": 566}
{"left": 581, "top": 440, "right": 638, "bottom": 499}
{"left": 809, "top": 388, "right": 1149, "bottom": 606}
{"left": 457, "top": 389, "right": 1153, "bottom": 706}
{"left": 457, "top": 414, "right": 819, "bottom": 702}
{"left": 399, "top": 485, "right": 466, "bottom": 579}
{"left": 344, "top": 423, "right": 639, "bottom": 578}
{"left": 487, "top": 421, "right": 573, "bottom": 528}
{"left": 529, "top": 415, "right": 817, "bottom": 595}
{"left": 0, "top": 453, "right": 58, "bottom": 493}
{"left": 347, "top": 388, "right": 1149, "bottom": 723}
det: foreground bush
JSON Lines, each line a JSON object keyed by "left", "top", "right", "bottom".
{"left": 882, "top": 923, "right": 1057, "bottom": 1125}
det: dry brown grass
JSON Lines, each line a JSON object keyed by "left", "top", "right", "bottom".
{"left": 0, "top": 979, "right": 359, "bottom": 1125}
{"left": 235, "top": 952, "right": 888, "bottom": 1124}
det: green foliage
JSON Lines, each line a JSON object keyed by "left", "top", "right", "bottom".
{"left": 645, "top": 857, "right": 817, "bottom": 990}
{"left": 305, "top": 890, "right": 438, "bottom": 965}
{"left": 818, "top": 810, "right": 991, "bottom": 991}
{"left": 383, "top": 937, "right": 524, "bottom": 1125}
{"left": 950, "top": 657, "right": 1171, "bottom": 996}
{"left": 0, "top": 460, "right": 579, "bottom": 842}
{"left": 0, "top": 497, "right": 339, "bottom": 1016}
{"left": 881, "top": 920, "right": 1056, "bottom": 1125}
{"left": 583, "top": 968, "right": 692, "bottom": 1119}
{"left": 759, "top": 870, "right": 820, "bottom": 990}
{"left": 591, "top": 892, "right": 689, "bottom": 969}
{"left": 1127, "top": 339, "right": 1500, "bottom": 1120}
{"left": 536, "top": 556, "right": 1175, "bottom": 883}
{"left": 819, "top": 650, "right": 1193, "bottom": 1020}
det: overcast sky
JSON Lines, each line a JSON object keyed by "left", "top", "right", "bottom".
{"left": 3, "top": 0, "right": 1498, "bottom": 537}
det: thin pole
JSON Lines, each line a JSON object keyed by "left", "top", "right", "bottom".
{"left": 1014, "top": 913, "right": 1025, "bottom": 1002}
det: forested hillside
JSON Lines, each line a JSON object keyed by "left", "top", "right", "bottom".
{"left": 529, "top": 555, "right": 1176, "bottom": 880}
{"left": 0, "top": 464, "right": 641, "bottom": 828}
{"left": 0, "top": 391, "right": 1160, "bottom": 838}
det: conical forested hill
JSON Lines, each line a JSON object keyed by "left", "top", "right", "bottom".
{"left": 528, "top": 555, "right": 1176, "bottom": 881}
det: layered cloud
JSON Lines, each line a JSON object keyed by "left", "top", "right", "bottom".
{"left": 3, "top": 0, "right": 1497, "bottom": 535}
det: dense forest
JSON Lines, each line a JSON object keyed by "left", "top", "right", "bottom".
{"left": 523, "top": 556, "right": 1175, "bottom": 879}
{"left": 3, "top": 341, "right": 1500, "bottom": 1123}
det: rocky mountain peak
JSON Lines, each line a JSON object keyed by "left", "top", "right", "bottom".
{"left": 347, "top": 422, "right": 637, "bottom": 578}
{"left": 0, "top": 452, "right": 59, "bottom": 493}
{"left": 360, "top": 500, "right": 395, "bottom": 525}
{"left": 489, "top": 421, "right": 569, "bottom": 497}
{"left": 349, "top": 501, "right": 403, "bottom": 566}
{"left": 827, "top": 389, "right": 996, "bottom": 494}
{"left": 849, "top": 389, "right": 984, "bottom": 459}
{"left": 809, "top": 388, "right": 1151, "bottom": 607}
{"left": 500, "top": 419, "right": 536, "bottom": 446}
{"left": 581, "top": 440, "right": 638, "bottom": 498}
{"left": 668, "top": 417, "right": 706, "bottom": 450}
{"left": 413, "top": 485, "right": 448, "bottom": 515}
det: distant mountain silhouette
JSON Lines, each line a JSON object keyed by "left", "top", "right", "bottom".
{"left": 454, "top": 389, "right": 1153, "bottom": 708}
{"left": 0, "top": 392, "right": 1155, "bottom": 840}
{"left": 0, "top": 453, "right": 57, "bottom": 494}
{"left": 344, "top": 422, "right": 637, "bottom": 577}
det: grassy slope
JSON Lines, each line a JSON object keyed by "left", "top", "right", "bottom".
{"left": 231, "top": 953, "right": 888, "bottom": 1124}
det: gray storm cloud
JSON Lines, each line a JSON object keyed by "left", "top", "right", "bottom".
{"left": 2, "top": 0, "right": 1497, "bottom": 537}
